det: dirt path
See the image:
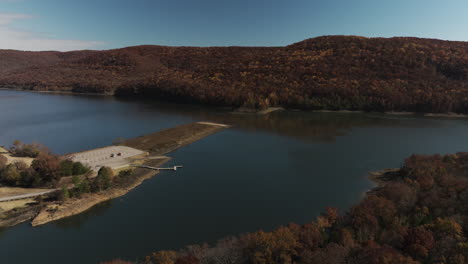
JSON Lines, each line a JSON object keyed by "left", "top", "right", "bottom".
{"left": 0, "top": 190, "right": 56, "bottom": 202}
{"left": 0, "top": 187, "right": 53, "bottom": 198}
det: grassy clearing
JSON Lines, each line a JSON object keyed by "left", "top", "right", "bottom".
{"left": 0, "top": 187, "right": 50, "bottom": 198}
{"left": 3, "top": 153, "right": 34, "bottom": 167}
{"left": 0, "top": 198, "right": 35, "bottom": 211}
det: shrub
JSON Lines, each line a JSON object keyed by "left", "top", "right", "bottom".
{"left": 9, "top": 140, "right": 43, "bottom": 158}
{"left": 19, "top": 168, "right": 41, "bottom": 187}
{"left": 1, "top": 164, "right": 20, "bottom": 185}
{"left": 72, "top": 175, "right": 81, "bottom": 186}
{"left": 0, "top": 154, "right": 7, "bottom": 170}
{"left": 31, "top": 152, "right": 61, "bottom": 184}
{"left": 72, "top": 162, "right": 90, "bottom": 175}
{"left": 118, "top": 169, "right": 132, "bottom": 178}
{"left": 92, "top": 167, "right": 114, "bottom": 191}
{"left": 78, "top": 178, "right": 91, "bottom": 194}
{"left": 59, "top": 159, "right": 74, "bottom": 176}
{"left": 62, "top": 186, "right": 70, "bottom": 200}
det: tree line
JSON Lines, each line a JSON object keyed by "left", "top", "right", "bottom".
{"left": 102, "top": 152, "right": 468, "bottom": 264}
{"left": 0, "top": 141, "right": 131, "bottom": 197}
{"left": 0, "top": 141, "right": 89, "bottom": 188}
{"left": 0, "top": 36, "right": 467, "bottom": 113}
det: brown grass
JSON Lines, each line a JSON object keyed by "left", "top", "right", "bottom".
{"left": 122, "top": 122, "right": 227, "bottom": 155}
{"left": 0, "top": 187, "right": 51, "bottom": 198}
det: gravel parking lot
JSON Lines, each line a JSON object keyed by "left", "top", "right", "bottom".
{"left": 70, "top": 146, "right": 147, "bottom": 171}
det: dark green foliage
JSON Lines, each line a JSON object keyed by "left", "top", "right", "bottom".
{"left": 77, "top": 178, "right": 91, "bottom": 194}
{"left": 60, "top": 159, "right": 90, "bottom": 178}
{"left": 0, "top": 141, "right": 88, "bottom": 188}
{"left": 1, "top": 164, "right": 20, "bottom": 186}
{"left": 118, "top": 169, "right": 131, "bottom": 178}
{"left": 65, "top": 177, "right": 92, "bottom": 199}
{"left": 72, "top": 175, "right": 80, "bottom": 185}
{"left": 61, "top": 186, "right": 70, "bottom": 200}
{"left": 98, "top": 166, "right": 114, "bottom": 180}
{"left": 92, "top": 167, "right": 113, "bottom": 192}
{"left": 72, "top": 162, "right": 89, "bottom": 175}
{"left": 59, "top": 159, "right": 74, "bottom": 176}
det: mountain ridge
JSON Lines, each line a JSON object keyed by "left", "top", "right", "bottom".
{"left": 0, "top": 35, "right": 467, "bottom": 113}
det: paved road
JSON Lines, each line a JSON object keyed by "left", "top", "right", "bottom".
{"left": 0, "top": 189, "right": 56, "bottom": 203}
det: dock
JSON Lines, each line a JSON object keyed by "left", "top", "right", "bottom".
{"left": 130, "top": 165, "right": 183, "bottom": 171}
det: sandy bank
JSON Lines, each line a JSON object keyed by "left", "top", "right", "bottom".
{"left": 424, "top": 112, "right": 468, "bottom": 118}
{"left": 233, "top": 107, "right": 284, "bottom": 115}
{"left": 313, "top": 109, "right": 364, "bottom": 114}
{"left": 385, "top": 111, "right": 416, "bottom": 116}
{"left": 0, "top": 198, "right": 35, "bottom": 211}
{"left": 0, "top": 204, "right": 42, "bottom": 227}
{"left": 32, "top": 157, "right": 170, "bottom": 226}
{"left": 368, "top": 168, "right": 400, "bottom": 187}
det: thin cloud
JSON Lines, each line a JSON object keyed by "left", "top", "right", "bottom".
{"left": 0, "top": 13, "right": 105, "bottom": 51}
{"left": 0, "top": 13, "right": 31, "bottom": 25}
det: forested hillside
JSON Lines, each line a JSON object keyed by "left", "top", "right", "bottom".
{"left": 1, "top": 36, "right": 467, "bottom": 112}
{"left": 123, "top": 152, "right": 468, "bottom": 264}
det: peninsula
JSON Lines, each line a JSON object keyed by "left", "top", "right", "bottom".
{"left": 0, "top": 121, "right": 228, "bottom": 227}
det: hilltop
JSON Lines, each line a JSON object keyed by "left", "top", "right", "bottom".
{"left": 0, "top": 36, "right": 467, "bottom": 113}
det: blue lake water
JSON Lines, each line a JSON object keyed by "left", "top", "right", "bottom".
{"left": 1, "top": 90, "right": 467, "bottom": 263}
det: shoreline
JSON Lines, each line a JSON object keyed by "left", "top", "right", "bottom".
{"left": 31, "top": 157, "right": 170, "bottom": 226}
{"left": 0, "top": 121, "right": 229, "bottom": 227}
{"left": 0, "top": 87, "right": 113, "bottom": 97}
{"left": 32, "top": 122, "right": 228, "bottom": 226}
{"left": 1, "top": 87, "right": 468, "bottom": 118}
{"left": 368, "top": 168, "right": 400, "bottom": 187}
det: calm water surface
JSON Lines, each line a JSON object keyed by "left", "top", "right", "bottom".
{"left": 1, "top": 90, "right": 468, "bottom": 263}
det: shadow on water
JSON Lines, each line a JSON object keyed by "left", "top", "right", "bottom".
{"left": 0, "top": 228, "right": 6, "bottom": 239}
{"left": 1, "top": 90, "right": 468, "bottom": 264}
{"left": 51, "top": 200, "right": 113, "bottom": 230}
{"left": 115, "top": 96, "right": 439, "bottom": 143}
{"left": 0, "top": 90, "right": 449, "bottom": 146}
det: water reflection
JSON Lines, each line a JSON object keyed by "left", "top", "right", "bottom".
{"left": 116, "top": 97, "right": 435, "bottom": 143}
{"left": 1, "top": 90, "right": 467, "bottom": 264}
{"left": 52, "top": 200, "right": 113, "bottom": 230}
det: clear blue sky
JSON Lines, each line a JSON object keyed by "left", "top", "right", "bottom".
{"left": 0, "top": 0, "right": 467, "bottom": 51}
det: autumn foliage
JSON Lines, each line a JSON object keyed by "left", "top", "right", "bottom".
{"left": 0, "top": 36, "right": 467, "bottom": 112}
{"left": 142, "top": 153, "right": 468, "bottom": 264}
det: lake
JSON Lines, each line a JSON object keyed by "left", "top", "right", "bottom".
{"left": 1, "top": 90, "right": 468, "bottom": 264}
